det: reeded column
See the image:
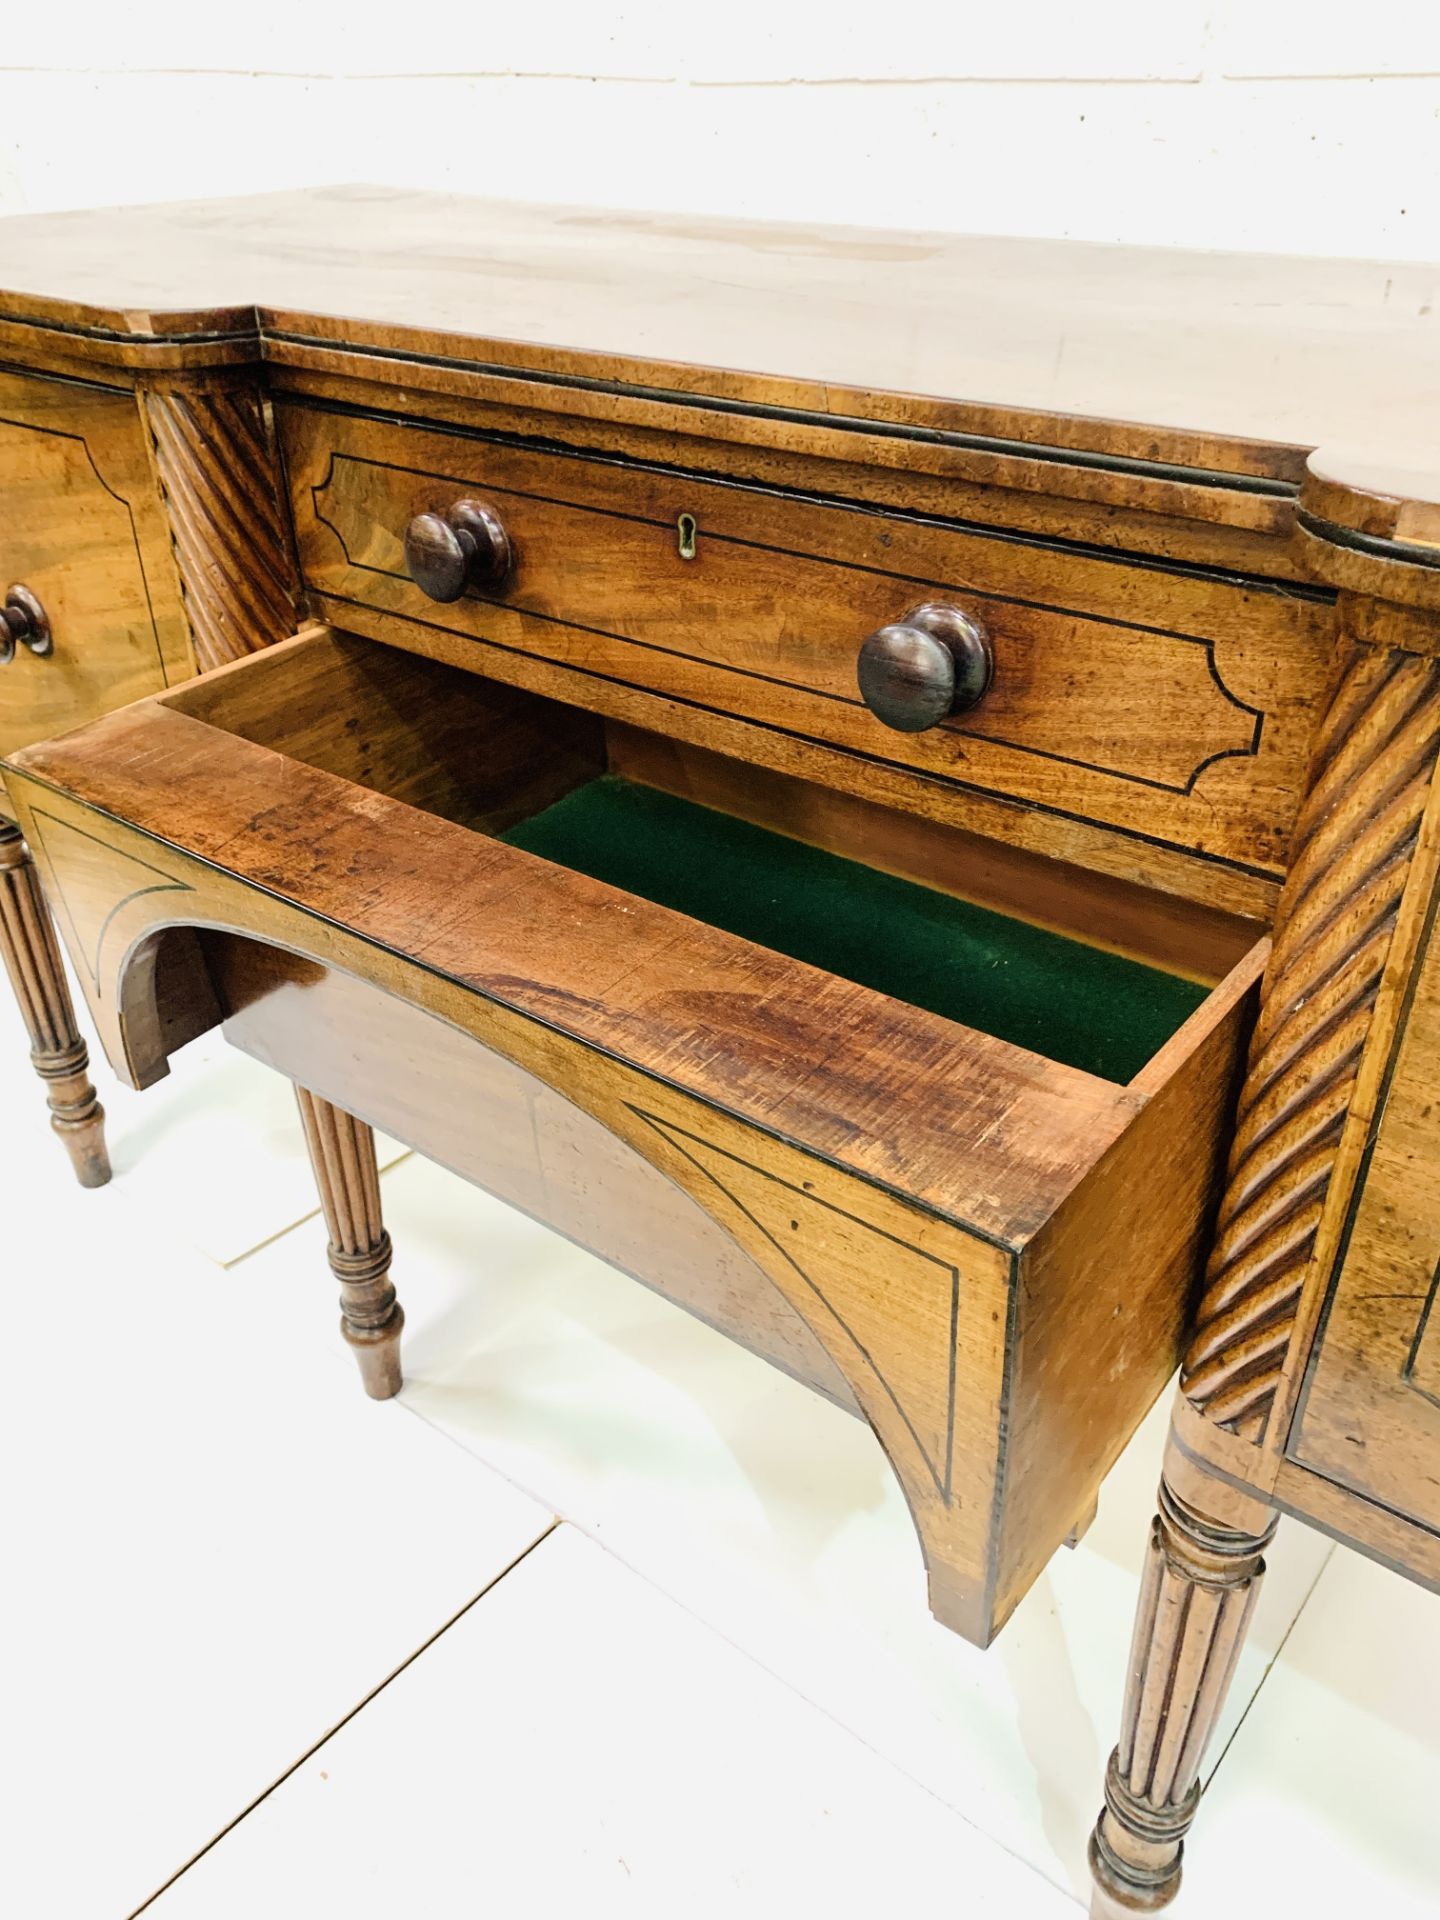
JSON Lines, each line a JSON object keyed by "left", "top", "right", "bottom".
{"left": 1090, "top": 1473, "right": 1276, "bottom": 1915}
{"left": 0, "top": 822, "right": 110, "bottom": 1187}
{"left": 295, "top": 1085, "right": 404, "bottom": 1398}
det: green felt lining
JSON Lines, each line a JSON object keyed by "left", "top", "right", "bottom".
{"left": 500, "top": 775, "right": 1207, "bottom": 1083}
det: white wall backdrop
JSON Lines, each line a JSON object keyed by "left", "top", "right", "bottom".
{"left": 2, "top": 3, "right": 1438, "bottom": 259}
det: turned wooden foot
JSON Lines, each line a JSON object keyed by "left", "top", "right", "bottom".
{"left": 295, "top": 1085, "right": 404, "bottom": 1398}
{"left": 1088, "top": 1449, "right": 1276, "bottom": 1915}
{"left": 0, "top": 823, "right": 110, "bottom": 1188}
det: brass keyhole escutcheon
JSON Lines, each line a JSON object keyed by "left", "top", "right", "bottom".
{"left": 676, "top": 512, "right": 698, "bottom": 561}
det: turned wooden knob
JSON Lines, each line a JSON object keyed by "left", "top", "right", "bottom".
{"left": 856, "top": 602, "right": 992, "bottom": 733}
{"left": 403, "top": 499, "right": 513, "bottom": 603}
{"left": 0, "top": 585, "right": 52, "bottom": 665}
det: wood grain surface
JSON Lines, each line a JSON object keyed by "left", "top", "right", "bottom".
{"left": 0, "top": 369, "right": 189, "bottom": 763}
{"left": 13, "top": 640, "right": 1136, "bottom": 1244}
{"left": 282, "top": 405, "right": 1335, "bottom": 888}
{"left": 1, "top": 186, "right": 1435, "bottom": 472}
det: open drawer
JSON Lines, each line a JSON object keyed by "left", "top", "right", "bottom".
{"left": 5, "top": 627, "right": 1267, "bottom": 1645}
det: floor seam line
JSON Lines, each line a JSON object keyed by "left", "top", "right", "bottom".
{"left": 218, "top": 1205, "right": 324, "bottom": 1269}
{"left": 389, "top": 1389, "right": 1081, "bottom": 1908}
{"left": 217, "top": 1153, "right": 412, "bottom": 1270}
{"left": 121, "top": 1517, "right": 560, "bottom": 1918}
{"left": 1203, "top": 1539, "right": 1336, "bottom": 1790}
{"left": 386, "top": 1380, "right": 572, "bottom": 1497}
{"left": 568, "top": 1523, "right": 1084, "bottom": 1908}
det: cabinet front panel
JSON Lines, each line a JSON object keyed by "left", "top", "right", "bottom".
{"left": 1290, "top": 890, "right": 1440, "bottom": 1536}
{"left": 0, "top": 371, "right": 189, "bottom": 769}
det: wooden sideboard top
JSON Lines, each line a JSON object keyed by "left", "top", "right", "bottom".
{"left": 1, "top": 184, "right": 1437, "bottom": 487}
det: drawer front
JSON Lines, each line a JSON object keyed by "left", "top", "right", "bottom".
{"left": 0, "top": 371, "right": 189, "bottom": 766}
{"left": 1290, "top": 893, "right": 1440, "bottom": 1534}
{"left": 280, "top": 404, "right": 1333, "bottom": 890}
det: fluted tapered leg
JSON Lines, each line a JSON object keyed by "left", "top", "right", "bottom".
{"left": 0, "top": 823, "right": 110, "bottom": 1188}
{"left": 295, "top": 1085, "right": 403, "bottom": 1399}
{"left": 1089, "top": 1460, "right": 1277, "bottom": 1915}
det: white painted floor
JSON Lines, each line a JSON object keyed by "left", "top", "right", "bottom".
{"left": 1, "top": 986, "right": 1436, "bottom": 1919}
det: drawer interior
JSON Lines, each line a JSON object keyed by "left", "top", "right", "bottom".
{"left": 501, "top": 776, "right": 1204, "bottom": 1083}
{"left": 164, "top": 628, "right": 1258, "bottom": 1088}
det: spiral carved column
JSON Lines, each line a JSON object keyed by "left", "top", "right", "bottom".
{"left": 0, "top": 823, "right": 110, "bottom": 1188}
{"left": 1182, "top": 637, "right": 1440, "bottom": 1440}
{"left": 295, "top": 1086, "right": 404, "bottom": 1399}
{"left": 1090, "top": 1473, "right": 1277, "bottom": 1916}
{"left": 142, "top": 381, "right": 299, "bottom": 672}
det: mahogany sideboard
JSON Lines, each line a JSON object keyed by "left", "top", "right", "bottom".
{"left": 0, "top": 187, "right": 1436, "bottom": 1911}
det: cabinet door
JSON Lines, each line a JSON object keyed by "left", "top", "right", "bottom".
{"left": 0, "top": 371, "right": 189, "bottom": 766}
{"left": 1290, "top": 891, "right": 1440, "bottom": 1532}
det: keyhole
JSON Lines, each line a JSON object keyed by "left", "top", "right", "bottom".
{"left": 676, "top": 512, "right": 698, "bottom": 560}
